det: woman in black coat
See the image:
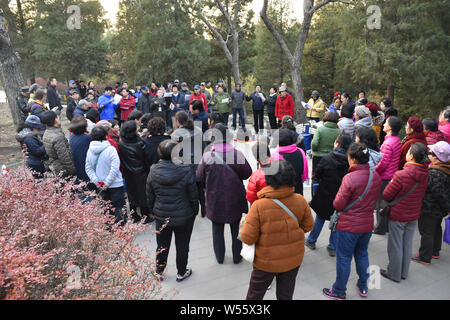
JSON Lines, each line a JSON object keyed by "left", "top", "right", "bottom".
{"left": 264, "top": 86, "right": 278, "bottom": 130}
{"left": 144, "top": 117, "right": 171, "bottom": 168}
{"left": 118, "top": 120, "right": 151, "bottom": 223}
{"left": 306, "top": 134, "right": 352, "bottom": 256}
{"left": 146, "top": 140, "right": 199, "bottom": 282}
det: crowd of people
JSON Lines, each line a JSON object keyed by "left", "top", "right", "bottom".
{"left": 14, "top": 77, "right": 450, "bottom": 300}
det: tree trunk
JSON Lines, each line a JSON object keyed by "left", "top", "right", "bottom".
{"left": 0, "top": 27, "right": 25, "bottom": 126}
{"left": 291, "top": 65, "right": 306, "bottom": 123}
{"left": 232, "top": 30, "right": 240, "bottom": 84}
{"left": 387, "top": 83, "right": 395, "bottom": 104}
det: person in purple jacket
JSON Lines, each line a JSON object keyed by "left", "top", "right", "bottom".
{"left": 196, "top": 123, "right": 252, "bottom": 264}
{"left": 374, "top": 116, "right": 402, "bottom": 235}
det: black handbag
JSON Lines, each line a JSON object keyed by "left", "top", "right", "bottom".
{"left": 379, "top": 182, "right": 420, "bottom": 218}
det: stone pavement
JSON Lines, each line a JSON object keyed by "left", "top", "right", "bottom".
{"left": 134, "top": 129, "right": 450, "bottom": 301}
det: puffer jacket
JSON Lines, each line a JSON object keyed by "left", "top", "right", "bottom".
{"left": 353, "top": 117, "right": 374, "bottom": 140}
{"left": 338, "top": 117, "right": 355, "bottom": 137}
{"left": 421, "top": 162, "right": 450, "bottom": 219}
{"left": 383, "top": 162, "right": 429, "bottom": 223}
{"left": 375, "top": 134, "right": 402, "bottom": 180}
{"left": 310, "top": 147, "right": 349, "bottom": 221}
{"left": 246, "top": 167, "right": 267, "bottom": 205}
{"left": 372, "top": 111, "right": 385, "bottom": 143}
{"left": 119, "top": 136, "right": 150, "bottom": 207}
{"left": 334, "top": 164, "right": 382, "bottom": 233}
{"left": 196, "top": 144, "right": 252, "bottom": 224}
{"left": 146, "top": 160, "right": 199, "bottom": 226}
{"left": 425, "top": 130, "right": 446, "bottom": 146}
{"left": 241, "top": 185, "right": 314, "bottom": 273}
{"left": 439, "top": 122, "right": 450, "bottom": 143}
{"left": 368, "top": 148, "right": 382, "bottom": 171}
{"left": 85, "top": 140, "right": 123, "bottom": 188}
{"left": 43, "top": 126, "right": 76, "bottom": 177}
{"left": 399, "top": 132, "right": 427, "bottom": 170}
{"left": 16, "top": 129, "right": 48, "bottom": 167}
{"left": 311, "top": 122, "right": 341, "bottom": 157}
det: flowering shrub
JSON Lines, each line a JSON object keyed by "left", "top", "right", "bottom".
{"left": 0, "top": 166, "right": 176, "bottom": 300}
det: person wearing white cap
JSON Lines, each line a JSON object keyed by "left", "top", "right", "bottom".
{"left": 412, "top": 141, "right": 450, "bottom": 265}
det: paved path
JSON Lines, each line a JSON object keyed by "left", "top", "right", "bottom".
{"left": 134, "top": 127, "right": 450, "bottom": 300}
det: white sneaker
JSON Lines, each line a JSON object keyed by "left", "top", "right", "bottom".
{"left": 176, "top": 268, "right": 192, "bottom": 282}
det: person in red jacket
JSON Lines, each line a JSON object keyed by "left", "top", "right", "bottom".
{"left": 246, "top": 141, "right": 271, "bottom": 205}
{"left": 399, "top": 117, "right": 427, "bottom": 169}
{"left": 275, "top": 86, "right": 294, "bottom": 126}
{"left": 119, "top": 88, "right": 136, "bottom": 126}
{"left": 323, "top": 143, "right": 382, "bottom": 301}
{"left": 380, "top": 143, "right": 429, "bottom": 283}
{"left": 423, "top": 118, "right": 446, "bottom": 146}
{"left": 190, "top": 85, "right": 208, "bottom": 112}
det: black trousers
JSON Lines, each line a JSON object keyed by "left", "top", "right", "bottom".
{"left": 374, "top": 180, "right": 391, "bottom": 234}
{"left": 253, "top": 110, "right": 264, "bottom": 133}
{"left": 212, "top": 219, "right": 242, "bottom": 263}
{"left": 221, "top": 112, "right": 230, "bottom": 127}
{"left": 156, "top": 217, "right": 195, "bottom": 276}
{"left": 197, "top": 182, "right": 206, "bottom": 218}
{"left": 418, "top": 215, "right": 443, "bottom": 261}
{"left": 247, "top": 266, "right": 300, "bottom": 300}
{"left": 268, "top": 113, "right": 278, "bottom": 130}
{"left": 311, "top": 156, "right": 323, "bottom": 198}
{"left": 100, "top": 187, "right": 126, "bottom": 225}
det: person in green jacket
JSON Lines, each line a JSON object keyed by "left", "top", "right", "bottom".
{"left": 211, "top": 86, "right": 231, "bottom": 126}
{"left": 311, "top": 111, "right": 341, "bottom": 197}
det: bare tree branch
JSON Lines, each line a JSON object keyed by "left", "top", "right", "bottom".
{"left": 215, "top": 0, "right": 233, "bottom": 29}
{"left": 310, "top": 0, "right": 350, "bottom": 14}
{"left": 260, "top": 0, "right": 294, "bottom": 66}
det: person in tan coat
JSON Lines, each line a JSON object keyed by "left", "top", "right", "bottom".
{"left": 241, "top": 160, "right": 314, "bottom": 300}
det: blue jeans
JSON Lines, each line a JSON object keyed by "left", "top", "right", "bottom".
{"left": 332, "top": 230, "right": 372, "bottom": 296}
{"left": 232, "top": 108, "right": 246, "bottom": 129}
{"left": 307, "top": 216, "right": 337, "bottom": 250}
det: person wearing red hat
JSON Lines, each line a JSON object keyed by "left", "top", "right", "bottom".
{"left": 367, "top": 102, "right": 385, "bottom": 143}
{"left": 399, "top": 117, "right": 427, "bottom": 170}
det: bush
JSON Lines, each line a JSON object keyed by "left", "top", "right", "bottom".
{"left": 0, "top": 166, "right": 174, "bottom": 300}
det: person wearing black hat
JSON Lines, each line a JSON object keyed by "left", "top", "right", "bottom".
{"left": 217, "top": 79, "right": 228, "bottom": 93}
{"left": 16, "top": 115, "right": 48, "bottom": 178}
{"left": 307, "top": 90, "right": 326, "bottom": 122}
{"left": 17, "top": 86, "right": 30, "bottom": 123}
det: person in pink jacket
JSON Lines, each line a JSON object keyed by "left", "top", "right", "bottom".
{"left": 374, "top": 116, "right": 402, "bottom": 235}
{"left": 439, "top": 109, "right": 450, "bottom": 143}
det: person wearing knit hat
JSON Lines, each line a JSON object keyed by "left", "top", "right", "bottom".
{"left": 16, "top": 115, "right": 48, "bottom": 178}
{"left": 307, "top": 90, "right": 326, "bottom": 121}
{"left": 353, "top": 106, "right": 373, "bottom": 141}
{"left": 399, "top": 117, "right": 427, "bottom": 170}
{"left": 412, "top": 140, "right": 450, "bottom": 265}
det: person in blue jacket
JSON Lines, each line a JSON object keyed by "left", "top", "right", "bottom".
{"left": 246, "top": 85, "right": 266, "bottom": 134}
{"left": 98, "top": 86, "right": 119, "bottom": 121}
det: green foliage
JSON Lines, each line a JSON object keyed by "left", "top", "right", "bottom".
{"left": 7, "top": 0, "right": 109, "bottom": 81}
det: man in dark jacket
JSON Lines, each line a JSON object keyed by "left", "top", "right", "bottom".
{"left": 246, "top": 85, "right": 266, "bottom": 134}
{"left": 17, "top": 86, "right": 30, "bottom": 123}
{"left": 137, "top": 86, "right": 152, "bottom": 114}
{"left": 47, "top": 77, "right": 63, "bottom": 113}
{"left": 73, "top": 99, "right": 90, "bottom": 118}
{"left": 66, "top": 90, "right": 80, "bottom": 121}
{"left": 231, "top": 83, "right": 247, "bottom": 131}
{"left": 147, "top": 139, "right": 199, "bottom": 282}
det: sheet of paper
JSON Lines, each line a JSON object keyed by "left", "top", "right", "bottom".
{"left": 258, "top": 93, "right": 265, "bottom": 99}
{"left": 302, "top": 101, "right": 313, "bottom": 110}
{"left": 164, "top": 92, "right": 173, "bottom": 97}
{"left": 185, "top": 95, "right": 191, "bottom": 101}
{"left": 113, "top": 94, "right": 122, "bottom": 105}
{"left": 222, "top": 98, "right": 229, "bottom": 103}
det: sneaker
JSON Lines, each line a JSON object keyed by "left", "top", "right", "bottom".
{"left": 323, "top": 288, "right": 346, "bottom": 300}
{"left": 411, "top": 256, "right": 430, "bottom": 265}
{"left": 380, "top": 269, "right": 400, "bottom": 283}
{"left": 327, "top": 247, "right": 336, "bottom": 257}
{"left": 305, "top": 240, "right": 316, "bottom": 250}
{"left": 176, "top": 268, "right": 192, "bottom": 282}
{"left": 432, "top": 255, "right": 440, "bottom": 260}
{"left": 356, "top": 285, "right": 368, "bottom": 298}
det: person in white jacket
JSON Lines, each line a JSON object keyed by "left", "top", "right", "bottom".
{"left": 86, "top": 126, "right": 125, "bottom": 225}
